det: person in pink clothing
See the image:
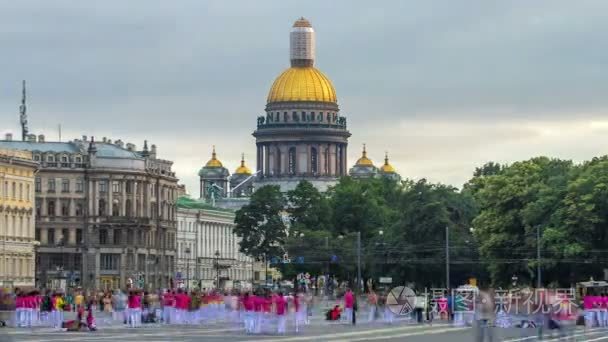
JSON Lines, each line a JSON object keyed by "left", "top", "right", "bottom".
{"left": 127, "top": 290, "right": 142, "bottom": 328}
{"left": 275, "top": 292, "right": 287, "bottom": 335}
{"left": 344, "top": 288, "right": 354, "bottom": 324}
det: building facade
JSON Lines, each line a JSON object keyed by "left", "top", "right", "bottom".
{"left": 176, "top": 196, "right": 263, "bottom": 290}
{"left": 0, "top": 136, "right": 178, "bottom": 290}
{"left": 253, "top": 18, "right": 351, "bottom": 192}
{"left": 0, "top": 147, "right": 38, "bottom": 287}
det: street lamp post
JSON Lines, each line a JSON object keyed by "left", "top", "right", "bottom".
{"left": 185, "top": 247, "right": 191, "bottom": 290}
{"left": 536, "top": 225, "right": 542, "bottom": 288}
{"left": 445, "top": 225, "right": 450, "bottom": 289}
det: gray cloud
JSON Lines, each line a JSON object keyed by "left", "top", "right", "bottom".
{"left": 1, "top": 0, "right": 607, "bottom": 193}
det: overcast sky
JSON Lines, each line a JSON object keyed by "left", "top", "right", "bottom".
{"left": 2, "top": 0, "right": 608, "bottom": 194}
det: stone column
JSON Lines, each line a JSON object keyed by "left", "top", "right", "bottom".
{"left": 107, "top": 179, "right": 113, "bottom": 216}
{"left": 342, "top": 144, "right": 348, "bottom": 176}
{"left": 121, "top": 180, "right": 127, "bottom": 216}
{"left": 41, "top": 227, "right": 48, "bottom": 244}
{"left": 69, "top": 228, "right": 76, "bottom": 245}
{"left": 132, "top": 181, "right": 138, "bottom": 217}
{"left": 264, "top": 144, "right": 270, "bottom": 177}
{"left": 306, "top": 144, "right": 312, "bottom": 174}
{"left": 256, "top": 144, "right": 262, "bottom": 174}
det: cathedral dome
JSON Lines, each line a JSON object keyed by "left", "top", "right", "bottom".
{"left": 379, "top": 153, "right": 396, "bottom": 173}
{"left": 234, "top": 154, "right": 252, "bottom": 175}
{"left": 354, "top": 144, "right": 374, "bottom": 167}
{"left": 204, "top": 146, "right": 223, "bottom": 168}
{"left": 267, "top": 67, "right": 337, "bottom": 104}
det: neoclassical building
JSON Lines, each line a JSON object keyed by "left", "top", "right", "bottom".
{"left": 0, "top": 147, "right": 38, "bottom": 287}
{"left": 176, "top": 196, "right": 263, "bottom": 290}
{"left": 0, "top": 135, "right": 179, "bottom": 290}
{"left": 252, "top": 17, "right": 351, "bottom": 192}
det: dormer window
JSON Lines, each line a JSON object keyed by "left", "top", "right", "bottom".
{"left": 47, "top": 155, "right": 55, "bottom": 162}
{"left": 33, "top": 154, "right": 41, "bottom": 161}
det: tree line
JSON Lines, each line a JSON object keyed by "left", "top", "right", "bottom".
{"left": 233, "top": 156, "right": 608, "bottom": 288}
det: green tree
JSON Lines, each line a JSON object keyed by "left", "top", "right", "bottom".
{"left": 286, "top": 180, "right": 332, "bottom": 232}
{"left": 468, "top": 157, "right": 572, "bottom": 286}
{"left": 234, "top": 185, "right": 287, "bottom": 260}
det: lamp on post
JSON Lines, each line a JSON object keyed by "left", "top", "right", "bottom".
{"left": 184, "top": 247, "right": 191, "bottom": 290}
{"left": 214, "top": 250, "right": 220, "bottom": 290}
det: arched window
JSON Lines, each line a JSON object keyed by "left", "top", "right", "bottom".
{"left": 112, "top": 202, "right": 119, "bottom": 216}
{"left": 288, "top": 147, "right": 296, "bottom": 175}
{"left": 311, "top": 147, "right": 318, "bottom": 174}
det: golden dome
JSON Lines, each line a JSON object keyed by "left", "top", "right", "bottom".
{"left": 355, "top": 144, "right": 374, "bottom": 166}
{"left": 380, "top": 152, "right": 396, "bottom": 173}
{"left": 234, "top": 153, "right": 252, "bottom": 175}
{"left": 293, "top": 17, "right": 312, "bottom": 28}
{"left": 267, "top": 67, "right": 337, "bottom": 103}
{"left": 205, "top": 146, "right": 223, "bottom": 168}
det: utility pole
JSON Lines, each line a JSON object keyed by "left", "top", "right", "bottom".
{"left": 445, "top": 226, "right": 450, "bottom": 289}
{"left": 356, "top": 231, "right": 362, "bottom": 294}
{"left": 537, "top": 225, "right": 541, "bottom": 288}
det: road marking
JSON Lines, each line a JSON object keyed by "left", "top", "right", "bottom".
{"left": 583, "top": 336, "right": 608, "bottom": 342}
{"left": 261, "top": 324, "right": 455, "bottom": 341}
{"left": 330, "top": 327, "right": 469, "bottom": 342}
{"left": 503, "top": 327, "right": 607, "bottom": 342}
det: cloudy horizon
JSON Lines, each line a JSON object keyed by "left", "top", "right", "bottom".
{"left": 2, "top": 0, "right": 607, "bottom": 194}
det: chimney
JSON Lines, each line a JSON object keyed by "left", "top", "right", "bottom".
{"left": 126, "top": 143, "right": 135, "bottom": 151}
{"left": 82, "top": 135, "right": 87, "bottom": 142}
{"left": 5, "top": 133, "right": 12, "bottom": 141}
{"left": 115, "top": 139, "right": 124, "bottom": 148}
{"left": 27, "top": 134, "right": 36, "bottom": 142}
{"left": 38, "top": 134, "right": 45, "bottom": 142}
{"left": 150, "top": 144, "right": 157, "bottom": 158}
{"left": 102, "top": 137, "right": 107, "bottom": 143}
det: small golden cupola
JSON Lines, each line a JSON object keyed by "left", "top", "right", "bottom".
{"left": 380, "top": 152, "right": 396, "bottom": 173}
{"left": 205, "top": 145, "right": 223, "bottom": 168}
{"left": 355, "top": 144, "right": 374, "bottom": 166}
{"left": 234, "top": 153, "right": 252, "bottom": 175}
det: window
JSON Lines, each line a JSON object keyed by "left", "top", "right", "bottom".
{"left": 113, "top": 230, "right": 121, "bottom": 245}
{"left": 35, "top": 228, "right": 41, "bottom": 242}
{"left": 47, "top": 228, "right": 55, "bottom": 245}
{"left": 99, "top": 181, "right": 107, "bottom": 193}
{"left": 125, "top": 199, "right": 132, "bottom": 216}
{"left": 61, "top": 179, "right": 69, "bottom": 192}
{"left": 112, "top": 203, "right": 119, "bottom": 216}
{"left": 125, "top": 181, "right": 132, "bottom": 194}
{"left": 47, "top": 200, "right": 55, "bottom": 216}
{"left": 61, "top": 228, "right": 69, "bottom": 244}
{"left": 76, "top": 229, "right": 83, "bottom": 244}
{"left": 18, "top": 183, "right": 23, "bottom": 200}
{"left": 61, "top": 201, "right": 69, "bottom": 216}
{"left": 98, "top": 199, "right": 106, "bottom": 216}
{"left": 311, "top": 147, "right": 318, "bottom": 174}
{"left": 127, "top": 230, "right": 134, "bottom": 245}
{"left": 48, "top": 179, "right": 56, "bottom": 192}
{"left": 47, "top": 155, "right": 55, "bottom": 162}
{"left": 35, "top": 178, "right": 41, "bottom": 192}
{"left": 75, "top": 156, "right": 82, "bottom": 163}
{"left": 301, "top": 111, "right": 306, "bottom": 122}
{"left": 75, "top": 202, "right": 83, "bottom": 216}
{"left": 75, "top": 179, "right": 83, "bottom": 192}
{"left": 288, "top": 147, "right": 296, "bottom": 175}
{"left": 26, "top": 184, "right": 30, "bottom": 201}
{"left": 283, "top": 112, "right": 288, "bottom": 122}
{"left": 112, "top": 181, "right": 120, "bottom": 193}
{"left": 34, "top": 154, "right": 41, "bottom": 162}
{"left": 99, "top": 229, "right": 108, "bottom": 245}
{"left": 36, "top": 203, "right": 41, "bottom": 217}
{"left": 60, "top": 155, "right": 69, "bottom": 167}
{"left": 100, "top": 254, "right": 119, "bottom": 270}
{"left": 12, "top": 182, "right": 16, "bottom": 198}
